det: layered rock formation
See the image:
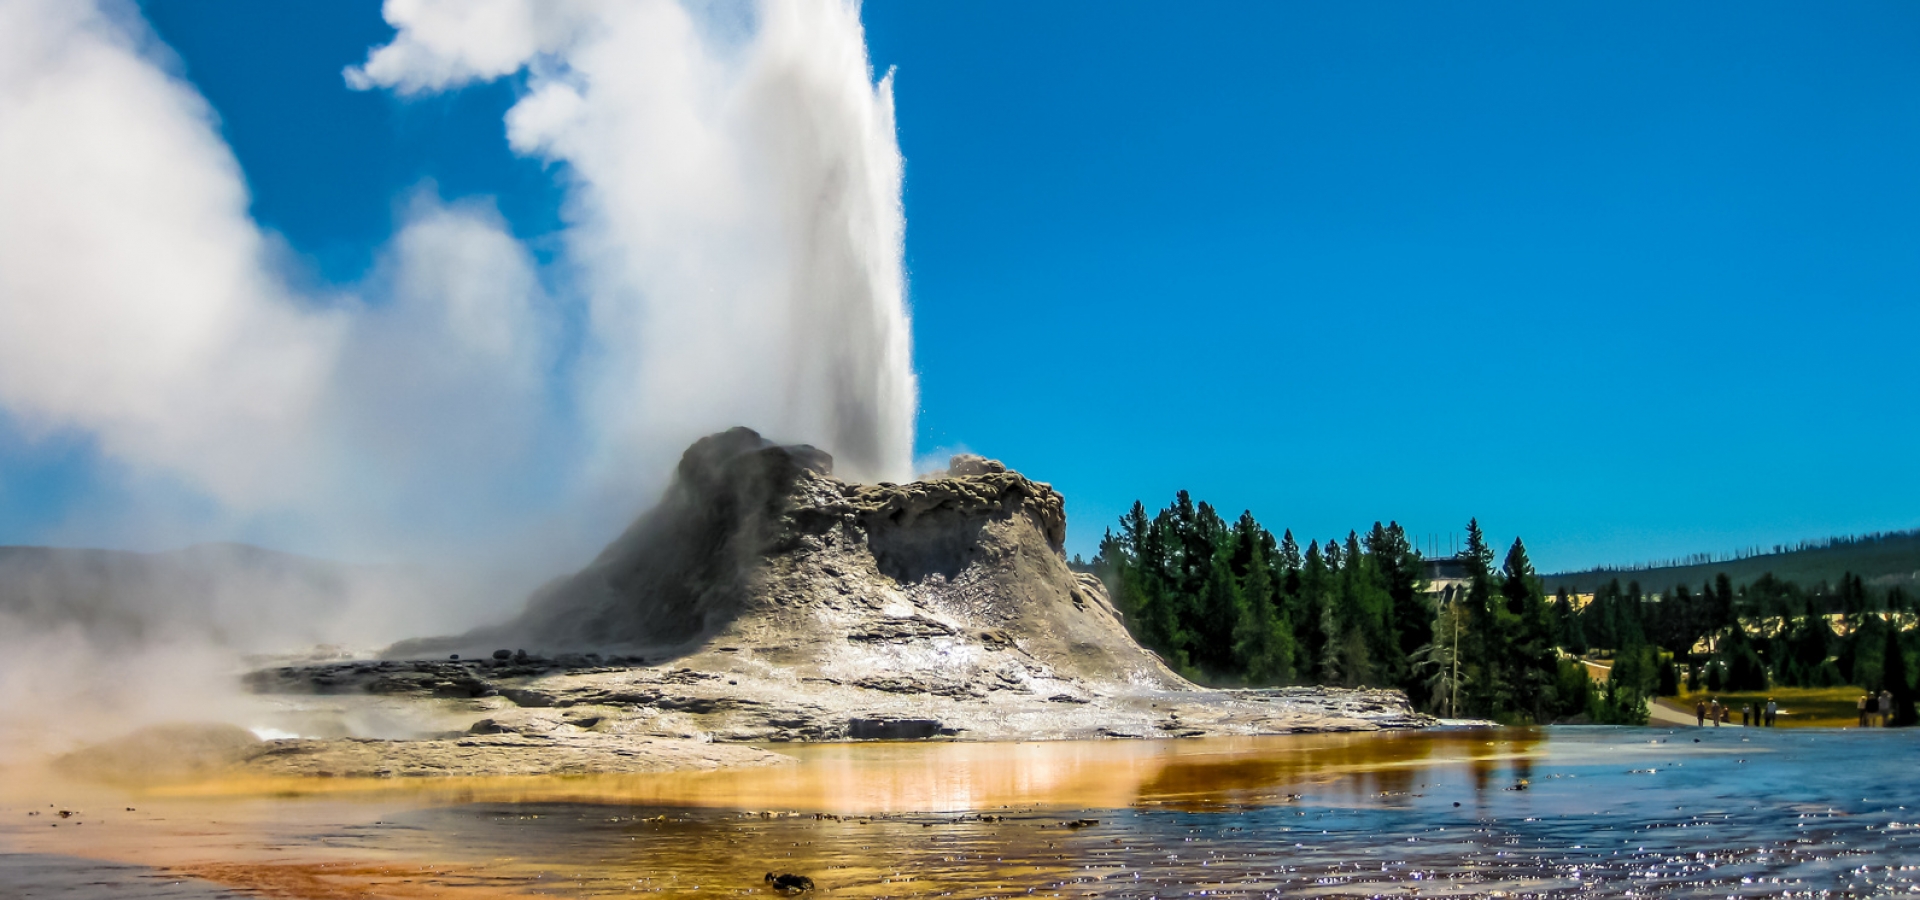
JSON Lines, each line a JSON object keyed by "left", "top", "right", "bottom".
{"left": 245, "top": 428, "right": 1428, "bottom": 769}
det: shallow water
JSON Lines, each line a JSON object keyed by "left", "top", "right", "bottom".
{"left": 5, "top": 727, "right": 1919, "bottom": 898}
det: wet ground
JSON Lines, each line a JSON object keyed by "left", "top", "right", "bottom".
{"left": 4, "top": 727, "right": 1919, "bottom": 897}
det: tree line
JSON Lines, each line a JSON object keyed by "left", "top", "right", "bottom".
{"left": 1566, "top": 527, "right": 1920, "bottom": 576}
{"left": 1085, "top": 492, "right": 1917, "bottom": 726}
{"left": 1556, "top": 572, "right": 1915, "bottom": 724}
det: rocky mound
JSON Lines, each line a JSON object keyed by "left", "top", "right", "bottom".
{"left": 247, "top": 428, "right": 1429, "bottom": 762}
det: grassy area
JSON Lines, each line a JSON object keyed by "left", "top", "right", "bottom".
{"left": 1659, "top": 687, "right": 1882, "bottom": 728}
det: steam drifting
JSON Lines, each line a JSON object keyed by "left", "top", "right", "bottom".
{"left": 0, "top": 0, "right": 913, "bottom": 578}
{"left": 0, "top": 0, "right": 917, "bottom": 747}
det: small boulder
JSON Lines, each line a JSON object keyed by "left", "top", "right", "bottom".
{"left": 946, "top": 454, "right": 1007, "bottom": 477}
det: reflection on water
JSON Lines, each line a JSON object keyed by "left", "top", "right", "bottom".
{"left": 6, "top": 728, "right": 1920, "bottom": 897}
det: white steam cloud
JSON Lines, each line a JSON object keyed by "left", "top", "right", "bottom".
{"left": 0, "top": 0, "right": 916, "bottom": 748}
{"left": 351, "top": 0, "right": 916, "bottom": 486}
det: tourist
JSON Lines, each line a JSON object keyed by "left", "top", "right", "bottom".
{"left": 1766, "top": 697, "right": 1778, "bottom": 727}
{"left": 1882, "top": 690, "right": 1894, "bottom": 727}
{"left": 1741, "top": 704, "right": 1750, "bottom": 727}
{"left": 1711, "top": 698, "right": 1722, "bottom": 727}
{"left": 1695, "top": 698, "right": 1706, "bottom": 727}
{"left": 1859, "top": 694, "right": 1870, "bottom": 728}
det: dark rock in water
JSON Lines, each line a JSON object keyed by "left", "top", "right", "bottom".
{"left": 493, "top": 649, "right": 512, "bottom": 660}
{"left": 846, "top": 718, "right": 952, "bottom": 740}
{"left": 765, "top": 872, "right": 815, "bottom": 893}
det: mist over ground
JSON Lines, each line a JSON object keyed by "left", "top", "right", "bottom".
{"left": 0, "top": 0, "right": 916, "bottom": 754}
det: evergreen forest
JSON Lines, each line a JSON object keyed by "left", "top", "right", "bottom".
{"left": 1083, "top": 493, "right": 1918, "bottom": 727}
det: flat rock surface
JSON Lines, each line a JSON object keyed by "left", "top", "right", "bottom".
{"left": 237, "top": 733, "right": 786, "bottom": 778}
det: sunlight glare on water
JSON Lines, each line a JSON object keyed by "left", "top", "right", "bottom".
{"left": 4, "top": 728, "right": 1919, "bottom": 898}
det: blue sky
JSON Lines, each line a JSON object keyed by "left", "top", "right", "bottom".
{"left": 3, "top": 1, "right": 1918, "bottom": 572}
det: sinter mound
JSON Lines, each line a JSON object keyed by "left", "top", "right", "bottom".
{"left": 449, "top": 425, "right": 1189, "bottom": 690}
{"left": 240, "top": 428, "right": 1428, "bottom": 772}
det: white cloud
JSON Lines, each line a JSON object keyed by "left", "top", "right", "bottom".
{"left": 0, "top": 0, "right": 344, "bottom": 509}
{"left": 343, "top": 0, "right": 599, "bottom": 96}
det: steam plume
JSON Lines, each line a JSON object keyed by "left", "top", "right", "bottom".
{"left": 0, "top": 0, "right": 914, "bottom": 581}
{"left": 0, "top": 0, "right": 917, "bottom": 746}
{"left": 350, "top": 0, "right": 917, "bottom": 486}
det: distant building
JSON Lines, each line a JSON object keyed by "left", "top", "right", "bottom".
{"left": 1422, "top": 555, "right": 1472, "bottom": 605}
{"left": 1424, "top": 555, "right": 1596, "bottom": 609}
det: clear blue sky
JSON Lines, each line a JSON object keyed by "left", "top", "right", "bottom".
{"left": 3, "top": 1, "right": 1918, "bottom": 572}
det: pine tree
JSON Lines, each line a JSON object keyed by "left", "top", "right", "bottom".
{"left": 1413, "top": 598, "right": 1468, "bottom": 717}
{"left": 1368, "top": 521, "right": 1426, "bottom": 693}
{"left": 1301, "top": 540, "right": 1338, "bottom": 683}
{"left": 1277, "top": 529, "right": 1302, "bottom": 571}
{"left": 1457, "top": 518, "right": 1504, "bottom": 716}
{"left": 1231, "top": 536, "right": 1296, "bottom": 683}
{"left": 1499, "top": 538, "right": 1559, "bottom": 722}
{"left": 1553, "top": 585, "right": 1584, "bottom": 652}
{"left": 1883, "top": 616, "right": 1915, "bottom": 727}
{"left": 1197, "top": 546, "right": 1244, "bottom": 677}
{"left": 1188, "top": 502, "right": 1239, "bottom": 675}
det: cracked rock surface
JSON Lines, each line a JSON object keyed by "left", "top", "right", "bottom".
{"left": 241, "top": 428, "right": 1431, "bottom": 776}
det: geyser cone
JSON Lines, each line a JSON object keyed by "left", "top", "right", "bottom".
{"left": 511, "top": 427, "right": 834, "bottom": 650}
{"left": 257, "top": 429, "right": 1428, "bottom": 755}
{"left": 426, "top": 427, "right": 1176, "bottom": 684}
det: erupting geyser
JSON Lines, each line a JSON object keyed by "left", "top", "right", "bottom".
{"left": 348, "top": 0, "right": 921, "bottom": 484}
{"left": 240, "top": 428, "right": 1428, "bottom": 774}
{"left": 0, "top": 0, "right": 921, "bottom": 753}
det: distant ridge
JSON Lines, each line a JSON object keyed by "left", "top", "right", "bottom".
{"left": 0, "top": 543, "right": 354, "bottom": 647}
{"left": 1543, "top": 528, "right": 1920, "bottom": 595}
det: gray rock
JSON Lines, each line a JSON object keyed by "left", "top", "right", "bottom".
{"left": 847, "top": 718, "right": 950, "bottom": 740}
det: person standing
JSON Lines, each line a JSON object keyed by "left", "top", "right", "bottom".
{"left": 1766, "top": 697, "right": 1778, "bottom": 727}
{"left": 1882, "top": 690, "right": 1895, "bottom": 727}
{"left": 1860, "top": 694, "right": 1870, "bottom": 728}
{"left": 1712, "top": 698, "right": 1723, "bottom": 727}
{"left": 1696, "top": 698, "right": 1707, "bottom": 727}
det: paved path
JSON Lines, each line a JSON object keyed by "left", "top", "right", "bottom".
{"left": 1649, "top": 698, "right": 1743, "bottom": 727}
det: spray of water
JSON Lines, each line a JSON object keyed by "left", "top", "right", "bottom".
{"left": 0, "top": 0, "right": 916, "bottom": 752}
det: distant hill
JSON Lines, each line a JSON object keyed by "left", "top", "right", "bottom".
{"left": 0, "top": 543, "right": 540, "bottom": 656}
{"left": 0, "top": 542, "right": 358, "bottom": 649}
{"left": 1542, "top": 529, "right": 1920, "bottom": 595}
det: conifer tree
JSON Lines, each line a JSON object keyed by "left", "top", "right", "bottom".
{"left": 1499, "top": 537, "right": 1559, "bottom": 722}
{"left": 1301, "top": 540, "right": 1338, "bottom": 683}
{"left": 1231, "top": 537, "right": 1296, "bottom": 684}
{"left": 1458, "top": 518, "right": 1503, "bottom": 715}
{"left": 1553, "top": 585, "right": 1584, "bottom": 651}
{"left": 1883, "top": 617, "right": 1915, "bottom": 727}
{"left": 1368, "top": 521, "right": 1428, "bottom": 693}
